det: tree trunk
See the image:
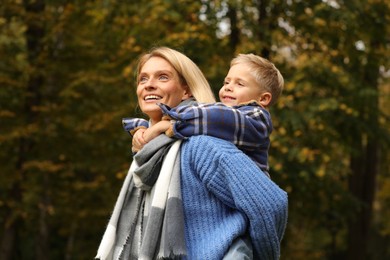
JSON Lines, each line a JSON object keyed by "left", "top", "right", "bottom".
{"left": 255, "top": 0, "right": 271, "bottom": 59}
{"left": 347, "top": 125, "right": 378, "bottom": 260}
{"left": 24, "top": 0, "right": 47, "bottom": 259}
{"left": 65, "top": 221, "right": 78, "bottom": 260}
{"left": 0, "top": 139, "right": 29, "bottom": 260}
{"left": 36, "top": 204, "right": 50, "bottom": 260}
{"left": 0, "top": 214, "right": 17, "bottom": 260}
{"left": 347, "top": 148, "right": 368, "bottom": 260}
{"left": 227, "top": 3, "right": 239, "bottom": 53}
{"left": 346, "top": 40, "right": 380, "bottom": 260}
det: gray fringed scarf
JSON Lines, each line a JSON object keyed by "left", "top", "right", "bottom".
{"left": 95, "top": 135, "right": 186, "bottom": 260}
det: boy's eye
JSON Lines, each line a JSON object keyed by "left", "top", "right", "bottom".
{"left": 159, "top": 74, "right": 169, "bottom": 80}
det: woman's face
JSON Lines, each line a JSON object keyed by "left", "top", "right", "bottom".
{"left": 137, "top": 57, "right": 190, "bottom": 124}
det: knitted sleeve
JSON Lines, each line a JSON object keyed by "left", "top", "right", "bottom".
{"left": 158, "top": 102, "right": 271, "bottom": 149}
{"left": 184, "top": 135, "right": 288, "bottom": 260}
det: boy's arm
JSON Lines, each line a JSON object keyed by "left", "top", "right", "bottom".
{"left": 122, "top": 118, "right": 149, "bottom": 153}
{"left": 142, "top": 120, "right": 171, "bottom": 143}
{"left": 158, "top": 102, "right": 272, "bottom": 150}
{"left": 122, "top": 118, "right": 149, "bottom": 135}
{"left": 132, "top": 128, "right": 146, "bottom": 153}
{"left": 122, "top": 118, "right": 171, "bottom": 153}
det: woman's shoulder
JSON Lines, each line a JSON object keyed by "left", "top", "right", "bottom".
{"left": 184, "top": 135, "right": 240, "bottom": 153}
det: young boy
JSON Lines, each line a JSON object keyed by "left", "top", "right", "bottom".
{"left": 123, "top": 53, "right": 284, "bottom": 176}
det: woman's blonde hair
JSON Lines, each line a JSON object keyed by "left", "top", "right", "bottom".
{"left": 231, "top": 54, "right": 284, "bottom": 106}
{"left": 136, "top": 47, "right": 215, "bottom": 103}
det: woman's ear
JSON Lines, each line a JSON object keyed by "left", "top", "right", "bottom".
{"left": 258, "top": 92, "right": 272, "bottom": 107}
{"left": 181, "top": 86, "right": 193, "bottom": 100}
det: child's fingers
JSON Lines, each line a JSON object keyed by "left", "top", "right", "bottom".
{"left": 132, "top": 129, "right": 146, "bottom": 152}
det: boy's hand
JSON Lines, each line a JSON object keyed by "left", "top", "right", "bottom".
{"left": 131, "top": 120, "right": 172, "bottom": 153}
{"left": 143, "top": 120, "right": 171, "bottom": 143}
{"left": 132, "top": 128, "right": 147, "bottom": 153}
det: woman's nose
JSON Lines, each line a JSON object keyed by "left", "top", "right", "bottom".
{"left": 145, "top": 84, "right": 156, "bottom": 91}
{"left": 144, "top": 79, "right": 157, "bottom": 90}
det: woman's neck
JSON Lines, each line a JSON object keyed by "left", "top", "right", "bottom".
{"left": 149, "top": 117, "right": 162, "bottom": 126}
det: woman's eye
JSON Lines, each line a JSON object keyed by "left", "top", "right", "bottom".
{"left": 139, "top": 76, "right": 148, "bottom": 83}
{"left": 224, "top": 81, "right": 229, "bottom": 85}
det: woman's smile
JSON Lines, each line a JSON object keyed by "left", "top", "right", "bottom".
{"left": 137, "top": 57, "right": 188, "bottom": 124}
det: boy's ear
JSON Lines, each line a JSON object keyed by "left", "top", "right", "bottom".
{"left": 258, "top": 92, "right": 272, "bottom": 107}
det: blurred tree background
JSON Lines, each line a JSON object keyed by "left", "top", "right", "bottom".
{"left": 1, "top": 0, "right": 389, "bottom": 259}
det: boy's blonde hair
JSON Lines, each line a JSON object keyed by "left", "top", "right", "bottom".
{"left": 231, "top": 54, "right": 284, "bottom": 106}
{"left": 137, "top": 47, "right": 216, "bottom": 103}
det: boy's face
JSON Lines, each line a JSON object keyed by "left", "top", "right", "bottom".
{"left": 219, "top": 64, "right": 263, "bottom": 106}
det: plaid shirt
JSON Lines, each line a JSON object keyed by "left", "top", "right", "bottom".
{"left": 122, "top": 101, "right": 272, "bottom": 172}
{"left": 122, "top": 118, "right": 149, "bottom": 134}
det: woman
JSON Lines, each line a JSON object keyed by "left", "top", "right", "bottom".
{"left": 135, "top": 47, "right": 215, "bottom": 126}
{"left": 96, "top": 47, "right": 288, "bottom": 259}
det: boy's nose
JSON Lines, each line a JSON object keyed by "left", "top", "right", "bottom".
{"left": 224, "top": 84, "right": 233, "bottom": 92}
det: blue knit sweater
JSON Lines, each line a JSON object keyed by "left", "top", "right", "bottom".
{"left": 180, "top": 136, "right": 288, "bottom": 259}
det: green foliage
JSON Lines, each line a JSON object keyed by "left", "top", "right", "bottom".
{"left": 0, "top": 0, "right": 389, "bottom": 259}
